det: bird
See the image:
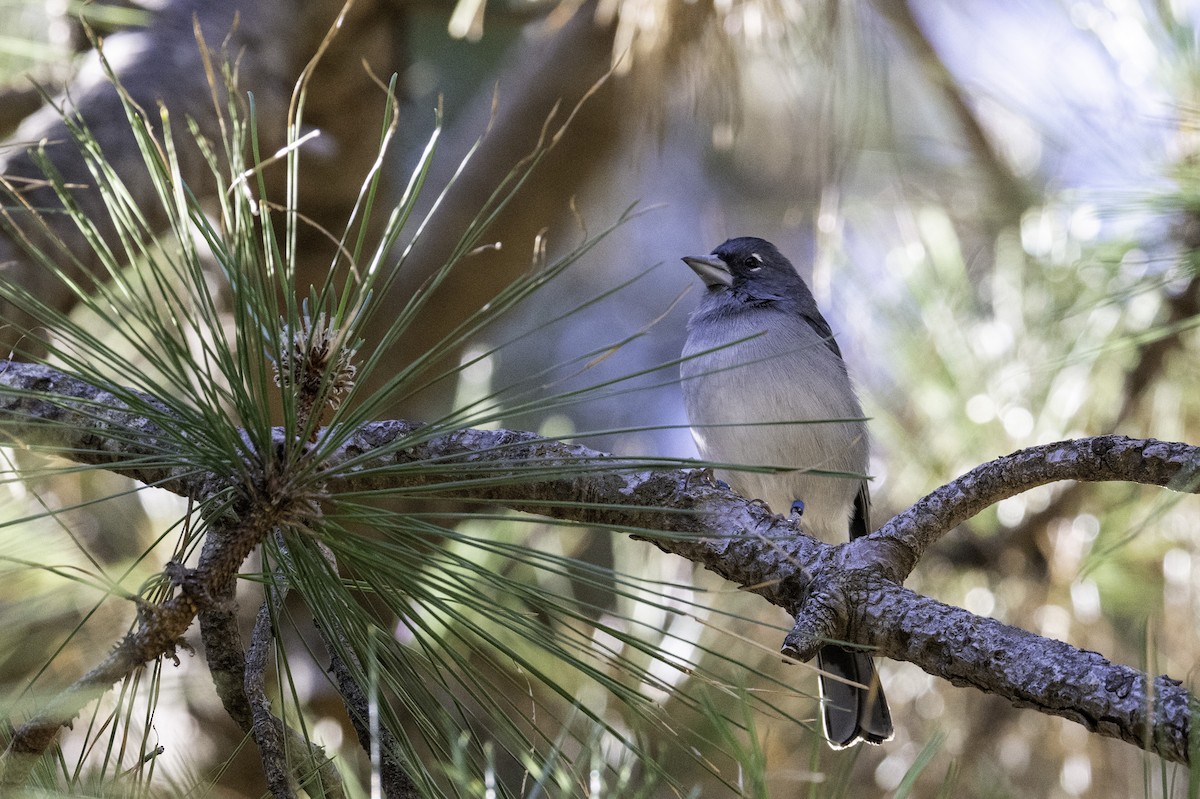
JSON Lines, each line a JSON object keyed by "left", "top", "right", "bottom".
{"left": 679, "top": 236, "right": 893, "bottom": 749}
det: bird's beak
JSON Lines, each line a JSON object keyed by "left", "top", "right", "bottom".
{"left": 682, "top": 255, "right": 732, "bottom": 288}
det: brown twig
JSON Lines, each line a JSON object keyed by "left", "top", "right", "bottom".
{"left": 237, "top": 543, "right": 347, "bottom": 798}
{"left": 308, "top": 541, "right": 420, "bottom": 799}
{"left": 245, "top": 577, "right": 300, "bottom": 799}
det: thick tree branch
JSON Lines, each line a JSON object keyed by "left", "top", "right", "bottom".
{"left": 855, "top": 585, "right": 1190, "bottom": 763}
{"left": 0, "top": 359, "right": 1195, "bottom": 768}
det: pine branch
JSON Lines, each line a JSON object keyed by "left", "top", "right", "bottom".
{"left": 0, "top": 358, "right": 1195, "bottom": 770}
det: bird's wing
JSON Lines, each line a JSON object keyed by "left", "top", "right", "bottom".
{"left": 850, "top": 481, "right": 871, "bottom": 540}
{"left": 798, "top": 309, "right": 846, "bottom": 360}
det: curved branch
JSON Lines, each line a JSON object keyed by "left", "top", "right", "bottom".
{"left": 871, "top": 437, "right": 1200, "bottom": 581}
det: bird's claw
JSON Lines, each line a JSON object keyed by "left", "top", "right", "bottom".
{"left": 685, "top": 467, "right": 730, "bottom": 492}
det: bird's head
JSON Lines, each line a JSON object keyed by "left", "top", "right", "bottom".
{"left": 682, "top": 237, "right": 807, "bottom": 303}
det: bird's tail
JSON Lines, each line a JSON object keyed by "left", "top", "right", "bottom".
{"left": 816, "top": 645, "right": 894, "bottom": 748}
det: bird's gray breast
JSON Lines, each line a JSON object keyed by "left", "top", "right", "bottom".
{"left": 681, "top": 304, "right": 868, "bottom": 540}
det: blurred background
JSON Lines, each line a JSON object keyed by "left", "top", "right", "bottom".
{"left": 1, "top": 0, "right": 1198, "bottom": 796}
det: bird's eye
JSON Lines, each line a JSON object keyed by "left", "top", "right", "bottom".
{"left": 747, "top": 253, "right": 763, "bottom": 271}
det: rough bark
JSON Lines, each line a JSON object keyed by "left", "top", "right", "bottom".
{"left": 0, "top": 358, "right": 1194, "bottom": 768}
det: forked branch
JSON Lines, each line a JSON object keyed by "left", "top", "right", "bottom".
{"left": 0, "top": 359, "right": 1194, "bottom": 775}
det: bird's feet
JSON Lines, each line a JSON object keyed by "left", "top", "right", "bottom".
{"left": 684, "top": 467, "right": 730, "bottom": 492}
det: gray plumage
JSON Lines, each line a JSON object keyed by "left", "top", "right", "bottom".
{"left": 680, "top": 236, "right": 892, "bottom": 748}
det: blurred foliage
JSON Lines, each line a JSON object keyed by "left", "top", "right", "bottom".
{"left": 1, "top": 0, "right": 1199, "bottom": 797}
